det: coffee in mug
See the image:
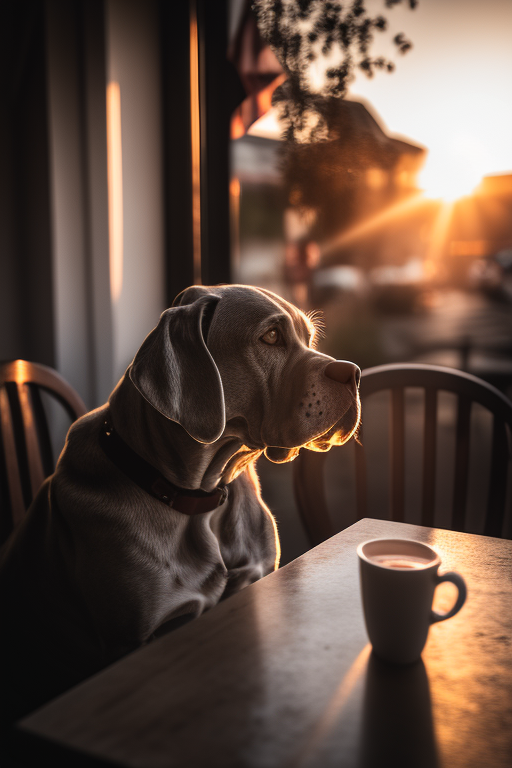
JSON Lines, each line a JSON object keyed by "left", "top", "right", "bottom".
{"left": 369, "top": 555, "right": 431, "bottom": 570}
{"left": 357, "top": 538, "right": 467, "bottom": 665}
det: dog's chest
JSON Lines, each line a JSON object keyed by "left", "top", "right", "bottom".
{"left": 150, "top": 502, "right": 269, "bottom": 625}
{"left": 145, "top": 512, "right": 227, "bottom": 623}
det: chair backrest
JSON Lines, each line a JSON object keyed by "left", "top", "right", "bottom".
{"left": 294, "top": 363, "right": 512, "bottom": 546}
{"left": 0, "top": 360, "right": 87, "bottom": 544}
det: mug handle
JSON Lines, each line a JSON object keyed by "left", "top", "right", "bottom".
{"left": 430, "top": 571, "right": 467, "bottom": 624}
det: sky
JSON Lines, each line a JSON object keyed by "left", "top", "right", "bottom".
{"left": 250, "top": 0, "right": 512, "bottom": 202}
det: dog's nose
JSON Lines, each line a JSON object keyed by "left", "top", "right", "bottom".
{"left": 324, "top": 360, "right": 361, "bottom": 396}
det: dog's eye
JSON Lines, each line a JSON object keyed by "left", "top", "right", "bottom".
{"left": 261, "top": 328, "right": 279, "bottom": 345}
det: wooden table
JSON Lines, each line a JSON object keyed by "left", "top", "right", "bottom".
{"left": 17, "top": 519, "right": 512, "bottom": 768}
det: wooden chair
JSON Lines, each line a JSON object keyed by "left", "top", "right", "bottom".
{"left": 294, "top": 363, "right": 512, "bottom": 546}
{"left": 0, "top": 360, "right": 87, "bottom": 545}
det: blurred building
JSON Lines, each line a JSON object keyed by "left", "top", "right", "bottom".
{"left": 295, "top": 99, "right": 427, "bottom": 268}
{"left": 231, "top": 97, "right": 427, "bottom": 307}
{"left": 441, "top": 173, "right": 512, "bottom": 284}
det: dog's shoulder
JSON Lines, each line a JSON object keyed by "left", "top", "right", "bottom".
{"left": 58, "top": 405, "right": 108, "bottom": 464}
{"left": 216, "top": 461, "right": 279, "bottom": 587}
{"left": 54, "top": 405, "right": 133, "bottom": 511}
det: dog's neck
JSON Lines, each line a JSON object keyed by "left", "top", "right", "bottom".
{"left": 108, "top": 376, "right": 258, "bottom": 492}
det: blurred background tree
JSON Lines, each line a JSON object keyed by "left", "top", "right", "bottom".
{"left": 253, "top": 0, "right": 416, "bottom": 144}
{"left": 252, "top": 0, "right": 419, "bottom": 253}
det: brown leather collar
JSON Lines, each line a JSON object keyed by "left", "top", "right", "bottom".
{"left": 99, "top": 412, "right": 228, "bottom": 515}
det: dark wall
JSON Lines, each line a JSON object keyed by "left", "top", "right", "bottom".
{"left": 1, "top": 0, "right": 241, "bottom": 369}
{"left": 0, "top": 1, "right": 55, "bottom": 365}
{"left": 198, "top": 0, "right": 245, "bottom": 287}
{"left": 160, "top": 0, "right": 245, "bottom": 299}
{"left": 160, "top": 0, "right": 195, "bottom": 302}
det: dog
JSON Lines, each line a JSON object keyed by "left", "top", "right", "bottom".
{"left": 0, "top": 284, "right": 360, "bottom": 722}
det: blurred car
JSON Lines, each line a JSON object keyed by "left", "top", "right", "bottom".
{"left": 311, "top": 265, "right": 368, "bottom": 304}
{"left": 469, "top": 249, "right": 512, "bottom": 301}
{"left": 495, "top": 248, "right": 512, "bottom": 270}
{"left": 369, "top": 257, "right": 427, "bottom": 314}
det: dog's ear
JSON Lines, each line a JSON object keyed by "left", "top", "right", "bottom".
{"left": 129, "top": 294, "right": 225, "bottom": 444}
{"left": 172, "top": 285, "right": 218, "bottom": 307}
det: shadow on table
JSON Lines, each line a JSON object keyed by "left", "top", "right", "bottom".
{"left": 358, "top": 653, "right": 440, "bottom": 768}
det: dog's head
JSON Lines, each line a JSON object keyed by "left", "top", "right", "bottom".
{"left": 129, "top": 285, "right": 360, "bottom": 463}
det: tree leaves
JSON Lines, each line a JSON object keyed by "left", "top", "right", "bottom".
{"left": 253, "top": 0, "right": 416, "bottom": 143}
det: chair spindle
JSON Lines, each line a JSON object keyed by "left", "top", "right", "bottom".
{"left": 391, "top": 387, "right": 405, "bottom": 522}
{"left": 422, "top": 388, "right": 437, "bottom": 527}
{"left": 18, "top": 383, "right": 45, "bottom": 501}
{"left": 296, "top": 450, "right": 332, "bottom": 546}
{"left": 355, "top": 425, "right": 367, "bottom": 521}
{"left": 0, "top": 388, "right": 26, "bottom": 529}
{"left": 485, "top": 416, "right": 509, "bottom": 537}
{"left": 452, "top": 395, "right": 471, "bottom": 531}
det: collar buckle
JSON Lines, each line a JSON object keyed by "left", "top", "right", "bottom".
{"left": 151, "top": 478, "right": 177, "bottom": 505}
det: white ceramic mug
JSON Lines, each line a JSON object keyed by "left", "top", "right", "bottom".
{"left": 357, "top": 538, "right": 467, "bottom": 665}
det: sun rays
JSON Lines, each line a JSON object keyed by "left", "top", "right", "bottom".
{"left": 321, "top": 191, "right": 427, "bottom": 261}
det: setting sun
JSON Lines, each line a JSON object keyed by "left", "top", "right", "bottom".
{"left": 347, "top": 0, "right": 512, "bottom": 204}
{"left": 248, "top": 1, "right": 512, "bottom": 207}
{"left": 418, "top": 153, "right": 483, "bottom": 202}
